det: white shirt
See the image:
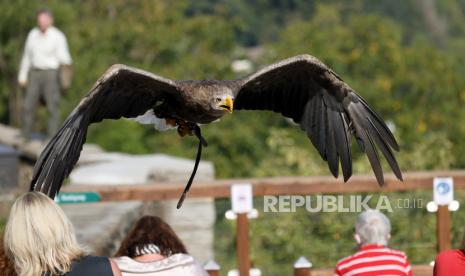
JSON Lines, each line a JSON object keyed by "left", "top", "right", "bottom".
{"left": 18, "top": 26, "right": 72, "bottom": 83}
{"left": 114, "top": 254, "right": 208, "bottom": 276}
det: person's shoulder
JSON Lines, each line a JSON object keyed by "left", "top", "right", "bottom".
{"left": 80, "top": 255, "right": 108, "bottom": 261}
{"left": 386, "top": 247, "right": 407, "bottom": 256}
{"left": 49, "top": 26, "right": 67, "bottom": 38}
{"left": 335, "top": 252, "right": 357, "bottom": 268}
{"left": 153, "top": 253, "right": 198, "bottom": 267}
{"left": 66, "top": 255, "right": 112, "bottom": 276}
{"left": 27, "top": 27, "right": 40, "bottom": 37}
{"left": 436, "top": 249, "right": 463, "bottom": 262}
{"left": 166, "top": 254, "right": 207, "bottom": 275}
{"left": 336, "top": 247, "right": 408, "bottom": 265}
{"left": 112, "top": 256, "right": 132, "bottom": 267}
{"left": 114, "top": 254, "right": 207, "bottom": 275}
{"left": 77, "top": 255, "right": 110, "bottom": 267}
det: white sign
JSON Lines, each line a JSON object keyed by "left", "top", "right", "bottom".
{"left": 433, "top": 177, "right": 454, "bottom": 206}
{"left": 231, "top": 183, "right": 253, "bottom": 213}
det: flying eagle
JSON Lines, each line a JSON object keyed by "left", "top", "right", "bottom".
{"left": 30, "top": 55, "right": 402, "bottom": 208}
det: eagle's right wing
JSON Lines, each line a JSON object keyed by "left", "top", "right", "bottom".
{"left": 234, "top": 55, "right": 402, "bottom": 185}
{"left": 31, "top": 65, "right": 181, "bottom": 198}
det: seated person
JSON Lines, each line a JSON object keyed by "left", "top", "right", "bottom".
{"left": 334, "top": 209, "right": 412, "bottom": 276}
{"left": 434, "top": 227, "right": 465, "bottom": 275}
{"left": 113, "top": 215, "right": 207, "bottom": 276}
{"left": 3, "top": 191, "right": 121, "bottom": 276}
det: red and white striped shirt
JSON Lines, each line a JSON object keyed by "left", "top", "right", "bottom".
{"left": 334, "top": 244, "right": 412, "bottom": 276}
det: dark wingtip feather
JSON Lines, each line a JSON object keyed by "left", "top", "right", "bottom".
{"left": 357, "top": 95, "right": 400, "bottom": 152}
{"left": 345, "top": 91, "right": 405, "bottom": 186}
{"left": 366, "top": 117, "right": 403, "bottom": 181}
{"left": 326, "top": 109, "right": 339, "bottom": 179}
{"left": 30, "top": 114, "right": 88, "bottom": 198}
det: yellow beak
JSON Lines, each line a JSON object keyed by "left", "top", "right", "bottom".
{"left": 221, "top": 96, "right": 234, "bottom": 113}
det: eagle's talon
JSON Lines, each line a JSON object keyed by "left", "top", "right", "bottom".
{"left": 176, "top": 120, "right": 198, "bottom": 137}
{"left": 177, "top": 125, "right": 190, "bottom": 137}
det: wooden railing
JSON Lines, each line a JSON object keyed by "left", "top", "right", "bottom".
{"left": 63, "top": 170, "right": 465, "bottom": 200}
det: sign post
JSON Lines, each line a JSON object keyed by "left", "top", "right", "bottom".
{"left": 294, "top": 256, "right": 312, "bottom": 276}
{"left": 433, "top": 177, "right": 453, "bottom": 252}
{"left": 231, "top": 184, "right": 253, "bottom": 276}
{"left": 437, "top": 205, "right": 451, "bottom": 252}
{"left": 204, "top": 260, "right": 220, "bottom": 276}
{"left": 237, "top": 213, "right": 250, "bottom": 276}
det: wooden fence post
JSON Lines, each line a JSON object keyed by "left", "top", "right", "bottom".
{"left": 204, "top": 260, "right": 220, "bottom": 276}
{"left": 294, "top": 256, "right": 312, "bottom": 276}
{"left": 437, "top": 205, "right": 451, "bottom": 252}
{"left": 237, "top": 213, "right": 250, "bottom": 276}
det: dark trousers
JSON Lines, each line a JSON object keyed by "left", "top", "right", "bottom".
{"left": 22, "top": 69, "right": 61, "bottom": 138}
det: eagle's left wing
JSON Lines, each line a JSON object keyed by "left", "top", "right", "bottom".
{"left": 234, "top": 55, "right": 402, "bottom": 185}
{"left": 31, "top": 64, "right": 182, "bottom": 198}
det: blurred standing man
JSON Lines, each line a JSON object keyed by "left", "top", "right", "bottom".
{"left": 18, "top": 8, "right": 72, "bottom": 138}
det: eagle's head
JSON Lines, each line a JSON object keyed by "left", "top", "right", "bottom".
{"left": 213, "top": 94, "right": 234, "bottom": 113}
{"left": 190, "top": 81, "right": 235, "bottom": 115}
{"left": 208, "top": 85, "right": 234, "bottom": 113}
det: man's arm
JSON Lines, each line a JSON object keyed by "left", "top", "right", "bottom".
{"left": 18, "top": 31, "right": 32, "bottom": 86}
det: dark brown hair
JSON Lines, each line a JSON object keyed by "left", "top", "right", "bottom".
{"left": 37, "top": 8, "right": 53, "bottom": 17}
{"left": 0, "top": 234, "right": 17, "bottom": 275}
{"left": 114, "top": 216, "right": 187, "bottom": 258}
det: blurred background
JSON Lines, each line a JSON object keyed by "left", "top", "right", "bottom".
{"left": 1, "top": 0, "right": 465, "bottom": 275}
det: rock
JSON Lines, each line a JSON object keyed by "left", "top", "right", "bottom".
{"left": 70, "top": 154, "right": 213, "bottom": 185}
{"left": 62, "top": 201, "right": 143, "bottom": 255}
{"left": 68, "top": 153, "right": 217, "bottom": 262}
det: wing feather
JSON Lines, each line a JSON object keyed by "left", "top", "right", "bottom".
{"left": 336, "top": 113, "right": 352, "bottom": 181}
{"left": 325, "top": 107, "right": 339, "bottom": 178}
{"left": 363, "top": 128, "right": 384, "bottom": 184}
{"left": 367, "top": 117, "right": 402, "bottom": 180}
{"left": 30, "top": 65, "right": 180, "bottom": 198}
{"left": 234, "top": 54, "right": 401, "bottom": 185}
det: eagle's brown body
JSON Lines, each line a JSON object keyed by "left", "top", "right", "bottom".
{"left": 155, "top": 80, "right": 239, "bottom": 124}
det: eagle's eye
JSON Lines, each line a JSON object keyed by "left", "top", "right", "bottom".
{"left": 215, "top": 97, "right": 222, "bottom": 102}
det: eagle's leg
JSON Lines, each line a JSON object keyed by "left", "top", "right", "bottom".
{"left": 176, "top": 120, "right": 192, "bottom": 137}
{"left": 151, "top": 114, "right": 191, "bottom": 137}
{"left": 175, "top": 121, "right": 208, "bottom": 146}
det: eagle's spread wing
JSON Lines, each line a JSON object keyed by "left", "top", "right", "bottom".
{"left": 234, "top": 55, "right": 402, "bottom": 184}
{"left": 31, "top": 65, "right": 181, "bottom": 197}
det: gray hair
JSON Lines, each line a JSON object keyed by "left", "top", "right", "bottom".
{"left": 355, "top": 209, "right": 391, "bottom": 246}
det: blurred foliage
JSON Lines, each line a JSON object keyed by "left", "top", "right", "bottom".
{"left": 1, "top": 0, "right": 465, "bottom": 275}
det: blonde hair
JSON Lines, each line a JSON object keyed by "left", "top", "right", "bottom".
{"left": 4, "top": 192, "right": 85, "bottom": 276}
